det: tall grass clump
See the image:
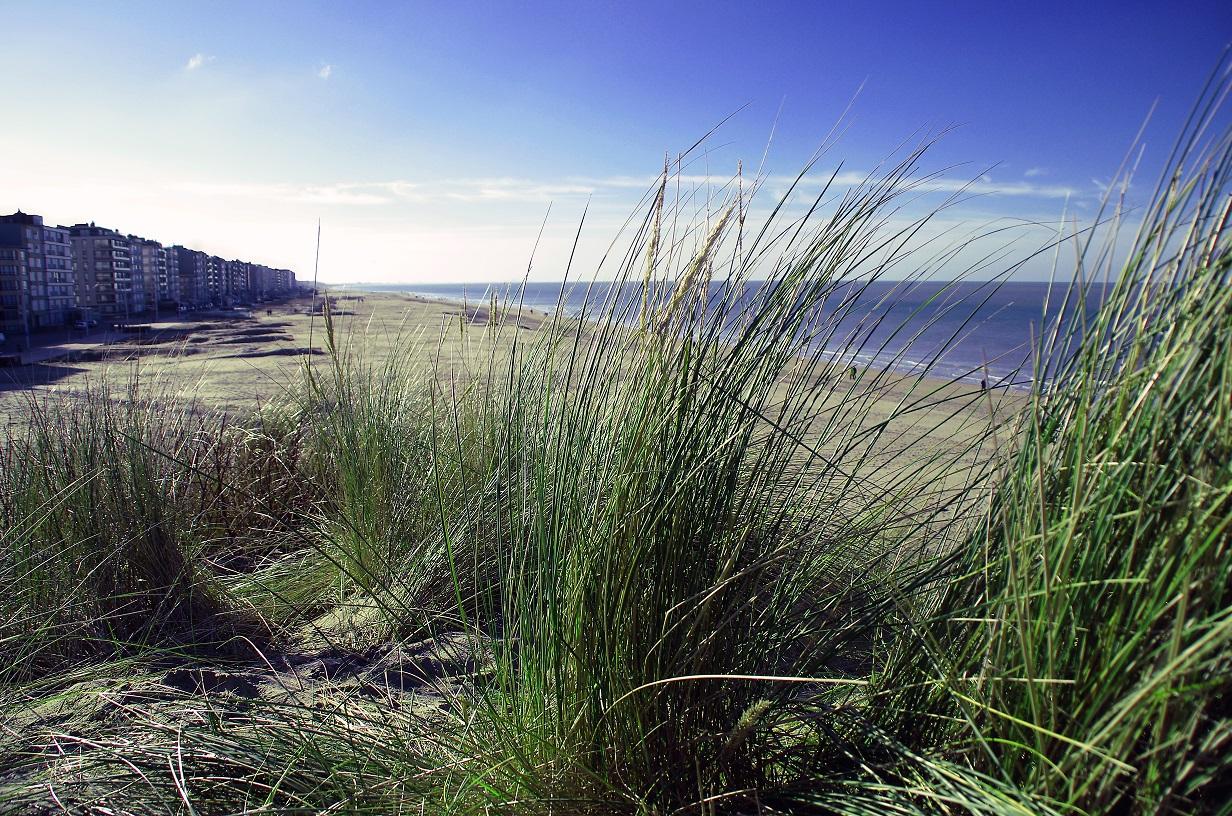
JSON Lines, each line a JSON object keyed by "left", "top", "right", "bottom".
{"left": 865, "top": 75, "right": 1232, "bottom": 814}
{"left": 397, "top": 147, "right": 1016, "bottom": 812}
{"left": 242, "top": 315, "right": 501, "bottom": 644}
{"left": 0, "top": 383, "right": 291, "bottom": 682}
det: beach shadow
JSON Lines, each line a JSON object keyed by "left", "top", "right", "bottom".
{"left": 236, "top": 322, "right": 293, "bottom": 333}
{"left": 216, "top": 333, "right": 295, "bottom": 345}
{"left": 0, "top": 363, "right": 90, "bottom": 393}
{"left": 220, "top": 347, "right": 325, "bottom": 359}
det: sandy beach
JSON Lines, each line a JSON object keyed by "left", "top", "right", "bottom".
{"left": 0, "top": 292, "right": 540, "bottom": 419}
{"left": 0, "top": 289, "right": 1021, "bottom": 498}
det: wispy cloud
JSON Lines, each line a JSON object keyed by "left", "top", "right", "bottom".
{"left": 172, "top": 170, "right": 1087, "bottom": 213}
{"left": 443, "top": 178, "right": 598, "bottom": 202}
{"left": 184, "top": 53, "right": 214, "bottom": 71}
{"left": 892, "top": 175, "right": 1078, "bottom": 199}
{"left": 573, "top": 171, "right": 1081, "bottom": 200}
{"left": 191, "top": 178, "right": 598, "bottom": 205}
{"left": 1024, "top": 167, "right": 1048, "bottom": 178}
{"left": 318, "top": 64, "right": 333, "bottom": 80}
{"left": 178, "top": 181, "right": 403, "bottom": 206}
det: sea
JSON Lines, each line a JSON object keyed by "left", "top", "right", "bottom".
{"left": 344, "top": 280, "right": 1105, "bottom": 389}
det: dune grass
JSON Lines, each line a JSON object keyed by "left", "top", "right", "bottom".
{"left": 0, "top": 75, "right": 1230, "bottom": 814}
{"left": 866, "top": 96, "right": 1232, "bottom": 812}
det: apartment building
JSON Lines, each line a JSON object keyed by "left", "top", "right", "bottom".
{"left": 0, "top": 243, "right": 26, "bottom": 336}
{"left": 128, "top": 235, "right": 157, "bottom": 314}
{"left": 172, "top": 246, "right": 208, "bottom": 307}
{"left": 165, "top": 245, "right": 180, "bottom": 307}
{"left": 248, "top": 263, "right": 274, "bottom": 298}
{"left": 226, "top": 260, "right": 251, "bottom": 303}
{"left": 68, "top": 223, "right": 144, "bottom": 319}
{"left": 129, "top": 235, "right": 180, "bottom": 315}
{"left": 245, "top": 263, "right": 300, "bottom": 301}
{"left": 205, "top": 254, "right": 227, "bottom": 304}
{"left": 0, "top": 211, "right": 76, "bottom": 331}
{"left": 42, "top": 223, "right": 75, "bottom": 326}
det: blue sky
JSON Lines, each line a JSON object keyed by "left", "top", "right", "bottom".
{"left": 2, "top": 1, "right": 1228, "bottom": 282}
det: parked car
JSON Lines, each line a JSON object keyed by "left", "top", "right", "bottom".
{"left": 72, "top": 320, "right": 88, "bottom": 330}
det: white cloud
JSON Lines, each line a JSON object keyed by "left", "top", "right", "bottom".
{"left": 177, "top": 181, "right": 400, "bottom": 206}
{"left": 184, "top": 53, "right": 214, "bottom": 71}
{"left": 1024, "top": 167, "right": 1048, "bottom": 178}
{"left": 569, "top": 171, "right": 1081, "bottom": 200}
{"left": 443, "top": 178, "right": 597, "bottom": 202}
{"left": 910, "top": 176, "right": 1078, "bottom": 199}
{"left": 318, "top": 64, "right": 333, "bottom": 80}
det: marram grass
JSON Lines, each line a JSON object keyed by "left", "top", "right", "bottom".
{"left": 1, "top": 76, "right": 1230, "bottom": 815}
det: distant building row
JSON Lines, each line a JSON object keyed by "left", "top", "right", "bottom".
{"left": 0, "top": 210, "right": 298, "bottom": 336}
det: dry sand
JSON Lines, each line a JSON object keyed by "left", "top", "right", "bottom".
{"left": 0, "top": 292, "right": 547, "bottom": 421}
